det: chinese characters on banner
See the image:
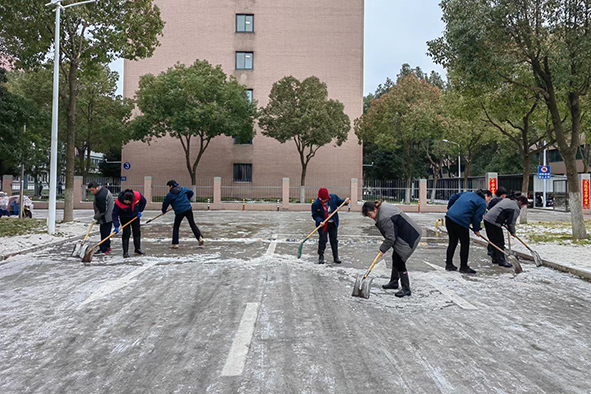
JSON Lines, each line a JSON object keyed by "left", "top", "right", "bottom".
{"left": 489, "top": 178, "right": 497, "bottom": 196}
{"left": 583, "top": 179, "right": 590, "bottom": 209}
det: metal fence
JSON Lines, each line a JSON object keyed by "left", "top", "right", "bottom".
{"left": 221, "top": 178, "right": 281, "bottom": 203}
{"left": 289, "top": 180, "right": 351, "bottom": 204}
{"left": 362, "top": 179, "right": 419, "bottom": 203}
{"left": 152, "top": 178, "right": 214, "bottom": 203}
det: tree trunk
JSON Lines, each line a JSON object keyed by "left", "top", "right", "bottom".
{"left": 431, "top": 174, "right": 439, "bottom": 203}
{"left": 64, "top": 62, "right": 79, "bottom": 223}
{"left": 86, "top": 145, "right": 92, "bottom": 177}
{"left": 300, "top": 163, "right": 308, "bottom": 204}
{"left": 463, "top": 159, "right": 472, "bottom": 192}
{"left": 405, "top": 177, "right": 412, "bottom": 204}
{"left": 404, "top": 144, "right": 412, "bottom": 204}
{"left": 520, "top": 154, "right": 531, "bottom": 224}
{"left": 564, "top": 149, "right": 587, "bottom": 239}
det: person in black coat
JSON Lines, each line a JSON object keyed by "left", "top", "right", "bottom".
{"left": 112, "top": 189, "right": 147, "bottom": 258}
{"left": 88, "top": 182, "right": 114, "bottom": 255}
{"left": 311, "top": 188, "right": 349, "bottom": 264}
{"left": 162, "top": 180, "right": 204, "bottom": 248}
{"left": 487, "top": 187, "right": 507, "bottom": 258}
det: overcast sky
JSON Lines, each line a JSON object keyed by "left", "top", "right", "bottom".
{"left": 111, "top": 0, "right": 447, "bottom": 97}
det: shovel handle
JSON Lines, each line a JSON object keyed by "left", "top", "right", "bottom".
{"left": 304, "top": 199, "right": 349, "bottom": 240}
{"left": 82, "top": 222, "right": 94, "bottom": 243}
{"left": 509, "top": 232, "right": 532, "bottom": 251}
{"left": 94, "top": 216, "right": 138, "bottom": 249}
{"left": 476, "top": 233, "right": 511, "bottom": 256}
{"left": 363, "top": 253, "right": 382, "bottom": 279}
{"left": 145, "top": 207, "right": 172, "bottom": 224}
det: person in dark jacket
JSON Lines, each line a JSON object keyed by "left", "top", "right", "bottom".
{"left": 112, "top": 189, "right": 146, "bottom": 258}
{"left": 311, "top": 188, "right": 349, "bottom": 264}
{"left": 445, "top": 189, "right": 492, "bottom": 274}
{"left": 484, "top": 196, "right": 528, "bottom": 268}
{"left": 88, "top": 182, "right": 114, "bottom": 255}
{"left": 486, "top": 187, "right": 507, "bottom": 258}
{"left": 162, "top": 180, "right": 204, "bottom": 248}
{"left": 362, "top": 201, "right": 422, "bottom": 297}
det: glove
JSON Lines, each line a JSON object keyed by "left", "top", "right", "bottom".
{"left": 137, "top": 212, "right": 142, "bottom": 218}
{"left": 114, "top": 226, "right": 119, "bottom": 234}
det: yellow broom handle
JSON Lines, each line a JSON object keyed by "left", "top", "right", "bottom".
{"left": 94, "top": 216, "right": 138, "bottom": 248}
{"left": 82, "top": 222, "right": 94, "bottom": 243}
{"left": 363, "top": 253, "right": 382, "bottom": 279}
{"left": 305, "top": 199, "right": 349, "bottom": 240}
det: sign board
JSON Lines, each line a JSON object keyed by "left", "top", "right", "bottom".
{"left": 488, "top": 177, "right": 497, "bottom": 196}
{"left": 123, "top": 162, "right": 131, "bottom": 170}
{"left": 583, "top": 179, "right": 590, "bottom": 209}
{"left": 538, "top": 165, "right": 551, "bottom": 179}
{"left": 121, "top": 176, "right": 127, "bottom": 181}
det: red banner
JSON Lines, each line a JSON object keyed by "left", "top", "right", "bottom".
{"left": 489, "top": 178, "right": 497, "bottom": 196}
{"left": 583, "top": 179, "right": 590, "bottom": 209}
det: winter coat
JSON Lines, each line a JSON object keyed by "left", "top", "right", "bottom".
{"left": 374, "top": 202, "right": 422, "bottom": 261}
{"left": 311, "top": 194, "right": 347, "bottom": 229}
{"left": 487, "top": 196, "right": 503, "bottom": 211}
{"left": 446, "top": 191, "right": 488, "bottom": 231}
{"left": 484, "top": 198, "right": 522, "bottom": 234}
{"left": 112, "top": 190, "right": 146, "bottom": 227}
{"left": 162, "top": 186, "right": 194, "bottom": 214}
{"left": 93, "top": 186, "right": 113, "bottom": 224}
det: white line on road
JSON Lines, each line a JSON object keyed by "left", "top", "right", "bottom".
{"left": 221, "top": 302, "right": 260, "bottom": 377}
{"left": 422, "top": 261, "right": 478, "bottom": 310}
{"left": 265, "top": 234, "right": 278, "bottom": 256}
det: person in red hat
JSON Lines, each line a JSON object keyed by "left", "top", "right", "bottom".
{"left": 311, "top": 188, "right": 349, "bottom": 264}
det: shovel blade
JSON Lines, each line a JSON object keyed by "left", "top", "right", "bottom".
{"left": 72, "top": 243, "right": 81, "bottom": 257}
{"left": 81, "top": 248, "right": 94, "bottom": 264}
{"left": 513, "top": 258, "right": 523, "bottom": 274}
{"left": 78, "top": 244, "right": 90, "bottom": 259}
{"left": 532, "top": 251, "right": 543, "bottom": 267}
{"left": 352, "top": 275, "right": 373, "bottom": 299}
{"left": 297, "top": 239, "right": 306, "bottom": 259}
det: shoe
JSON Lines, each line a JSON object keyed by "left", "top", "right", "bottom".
{"left": 382, "top": 281, "right": 399, "bottom": 290}
{"left": 459, "top": 266, "right": 477, "bottom": 274}
{"left": 134, "top": 249, "right": 145, "bottom": 256}
{"left": 170, "top": 244, "right": 179, "bottom": 249}
{"left": 198, "top": 237, "right": 204, "bottom": 246}
{"left": 318, "top": 254, "right": 325, "bottom": 265}
{"left": 395, "top": 288, "right": 412, "bottom": 297}
{"left": 334, "top": 259, "right": 342, "bottom": 264}
{"left": 498, "top": 261, "right": 513, "bottom": 268}
{"left": 123, "top": 253, "right": 130, "bottom": 258}
{"left": 94, "top": 248, "right": 111, "bottom": 256}
{"left": 445, "top": 264, "right": 458, "bottom": 271}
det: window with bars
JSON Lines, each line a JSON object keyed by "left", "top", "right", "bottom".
{"left": 233, "top": 164, "right": 253, "bottom": 182}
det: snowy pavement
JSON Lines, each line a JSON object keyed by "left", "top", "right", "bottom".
{"left": 1, "top": 211, "right": 591, "bottom": 393}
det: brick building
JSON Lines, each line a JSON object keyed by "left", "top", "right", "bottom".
{"left": 122, "top": 0, "right": 364, "bottom": 192}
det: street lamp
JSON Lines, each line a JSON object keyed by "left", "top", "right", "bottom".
{"left": 45, "top": 0, "right": 97, "bottom": 234}
{"left": 443, "top": 139, "right": 461, "bottom": 193}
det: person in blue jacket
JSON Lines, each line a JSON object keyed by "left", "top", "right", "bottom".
{"left": 162, "top": 180, "right": 203, "bottom": 248}
{"left": 112, "top": 189, "right": 147, "bottom": 258}
{"left": 445, "top": 189, "right": 492, "bottom": 274}
{"left": 311, "top": 188, "right": 349, "bottom": 264}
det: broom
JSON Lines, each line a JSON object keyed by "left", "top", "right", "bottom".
{"left": 297, "top": 199, "right": 348, "bottom": 259}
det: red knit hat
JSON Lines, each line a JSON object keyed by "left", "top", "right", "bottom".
{"left": 318, "top": 188, "right": 330, "bottom": 200}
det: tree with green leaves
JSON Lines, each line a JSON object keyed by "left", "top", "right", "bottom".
{"left": 356, "top": 74, "right": 440, "bottom": 203}
{"left": 428, "top": 0, "right": 590, "bottom": 239}
{"left": 258, "top": 76, "right": 350, "bottom": 203}
{"left": 0, "top": 0, "right": 164, "bottom": 222}
{"left": 132, "top": 60, "right": 257, "bottom": 186}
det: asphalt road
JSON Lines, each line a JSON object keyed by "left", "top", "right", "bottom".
{"left": 1, "top": 210, "right": 590, "bottom": 393}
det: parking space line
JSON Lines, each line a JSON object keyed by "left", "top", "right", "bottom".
{"left": 422, "top": 260, "right": 478, "bottom": 310}
{"left": 221, "top": 302, "right": 260, "bottom": 377}
{"left": 265, "top": 234, "right": 278, "bottom": 256}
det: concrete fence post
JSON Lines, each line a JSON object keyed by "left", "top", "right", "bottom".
{"left": 213, "top": 177, "right": 222, "bottom": 207}
{"left": 2, "top": 175, "right": 13, "bottom": 196}
{"left": 350, "top": 178, "right": 358, "bottom": 210}
{"left": 74, "top": 176, "right": 83, "bottom": 208}
{"left": 282, "top": 178, "right": 290, "bottom": 210}
{"left": 144, "top": 176, "right": 153, "bottom": 203}
{"left": 419, "top": 179, "right": 427, "bottom": 212}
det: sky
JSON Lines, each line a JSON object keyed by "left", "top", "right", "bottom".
{"left": 110, "top": 0, "right": 447, "bottom": 97}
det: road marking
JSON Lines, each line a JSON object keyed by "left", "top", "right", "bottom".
{"left": 79, "top": 261, "right": 158, "bottom": 307}
{"left": 265, "top": 234, "right": 278, "bottom": 256}
{"left": 422, "top": 261, "right": 478, "bottom": 310}
{"left": 221, "top": 302, "right": 260, "bottom": 376}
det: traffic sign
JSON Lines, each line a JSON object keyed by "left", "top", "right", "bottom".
{"left": 121, "top": 176, "right": 127, "bottom": 181}
{"left": 538, "top": 165, "right": 551, "bottom": 179}
{"left": 123, "top": 162, "right": 131, "bottom": 170}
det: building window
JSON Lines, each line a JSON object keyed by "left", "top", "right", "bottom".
{"left": 236, "top": 52, "right": 253, "bottom": 70}
{"left": 233, "top": 164, "right": 252, "bottom": 182}
{"left": 236, "top": 14, "right": 254, "bottom": 33}
{"left": 246, "top": 89, "right": 253, "bottom": 102}
{"left": 234, "top": 135, "right": 253, "bottom": 145}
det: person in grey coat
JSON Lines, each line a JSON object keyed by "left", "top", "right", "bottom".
{"left": 362, "top": 201, "right": 422, "bottom": 297}
{"left": 88, "top": 182, "right": 114, "bottom": 255}
{"left": 483, "top": 196, "right": 528, "bottom": 268}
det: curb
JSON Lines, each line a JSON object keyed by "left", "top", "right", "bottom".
{"left": 432, "top": 222, "right": 591, "bottom": 282}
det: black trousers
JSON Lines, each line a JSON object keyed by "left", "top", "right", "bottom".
{"left": 121, "top": 215, "right": 141, "bottom": 254}
{"left": 99, "top": 222, "right": 113, "bottom": 252}
{"left": 484, "top": 221, "right": 506, "bottom": 264}
{"left": 445, "top": 216, "right": 470, "bottom": 268}
{"left": 318, "top": 222, "right": 339, "bottom": 260}
{"left": 389, "top": 251, "right": 408, "bottom": 282}
{"left": 172, "top": 209, "right": 202, "bottom": 245}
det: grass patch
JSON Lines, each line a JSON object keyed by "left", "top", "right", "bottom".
{"left": 0, "top": 218, "right": 46, "bottom": 237}
{"left": 521, "top": 220, "right": 591, "bottom": 245}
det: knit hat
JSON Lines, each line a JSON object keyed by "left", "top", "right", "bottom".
{"left": 318, "top": 188, "right": 330, "bottom": 200}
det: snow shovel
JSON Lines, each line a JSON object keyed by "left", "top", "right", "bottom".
{"left": 475, "top": 233, "right": 523, "bottom": 274}
{"left": 81, "top": 216, "right": 138, "bottom": 264}
{"left": 510, "top": 233, "right": 543, "bottom": 267}
{"left": 144, "top": 208, "right": 172, "bottom": 225}
{"left": 72, "top": 222, "right": 94, "bottom": 257}
{"left": 297, "top": 199, "right": 349, "bottom": 259}
{"left": 352, "top": 253, "right": 382, "bottom": 299}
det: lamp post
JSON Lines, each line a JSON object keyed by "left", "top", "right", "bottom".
{"left": 443, "top": 139, "right": 461, "bottom": 193}
{"left": 45, "top": 0, "right": 97, "bottom": 234}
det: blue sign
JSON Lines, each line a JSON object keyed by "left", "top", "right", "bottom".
{"left": 121, "top": 176, "right": 127, "bottom": 181}
{"left": 123, "top": 162, "right": 131, "bottom": 170}
{"left": 538, "top": 165, "right": 551, "bottom": 179}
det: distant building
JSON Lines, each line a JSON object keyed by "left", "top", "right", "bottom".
{"left": 122, "top": 0, "right": 364, "bottom": 188}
